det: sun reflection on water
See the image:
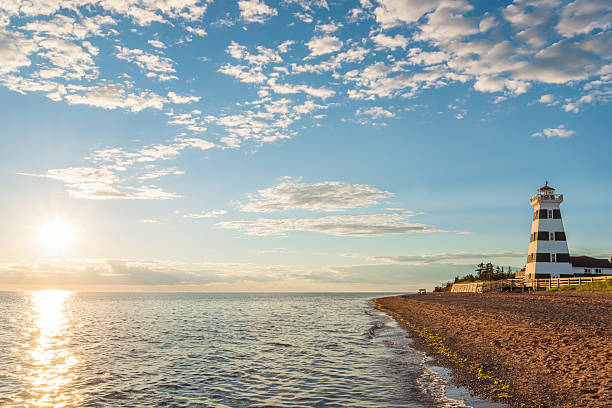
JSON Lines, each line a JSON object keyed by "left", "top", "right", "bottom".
{"left": 22, "top": 290, "right": 82, "bottom": 407}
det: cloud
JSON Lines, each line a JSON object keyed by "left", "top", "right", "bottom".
{"left": 21, "top": 134, "right": 215, "bottom": 199}
{"left": 0, "top": 30, "right": 37, "bottom": 74}
{"left": 0, "top": 259, "right": 293, "bottom": 288}
{"left": 240, "top": 181, "right": 392, "bottom": 212}
{"left": 226, "top": 41, "right": 282, "bottom": 66}
{"left": 370, "top": 251, "right": 526, "bottom": 264}
{"left": 556, "top": 0, "right": 612, "bottom": 38}
{"left": 22, "top": 14, "right": 118, "bottom": 40}
{"left": 538, "top": 93, "right": 556, "bottom": 104}
{"left": 374, "top": 0, "right": 440, "bottom": 28}
{"left": 239, "top": 0, "right": 278, "bottom": 24}
{"left": 531, "top": 125, "right": 575, "bottom": 138}
{"left": 371, "top": 33, "right": 409, "bottom": 50}
{"left": 167, "top": 91, "right": 200, "bottom": 104}
{"left": 356, "top": 106, "right": 394, "bottom": 119}
{"left": 20, "top": 167, "right": 180, "bottom": 200}
{"left": 148, "top": 39, "right": 166, "bottom": 48}
{"left": 185, "top": 26, "right": 207, "bottom": 36}
{"left": 116, "top": 46, "right": 176, "bottom": 79}
{"left": 39, "top": 37, "right": 98, "bottom": 80}
{"left": 315, "top": 22, "right": 342, "bottom": 33}
{"left": 184, "top": 210, "right": 228, "bottom": 219}
{"left": 414, "top": 0, "right": 478, "bottom": 44}
{"left": 64, "top": 83, "right": 167, "bottom": 112}
{"left": 305, "top": 35, "right": 343, "bottom": 58}
{"left": 217, "top": 212, "right": 448, "bottom": 237}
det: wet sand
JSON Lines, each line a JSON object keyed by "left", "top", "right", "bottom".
{"left": 375, "top": 291, "right": 612, "bottom": 408}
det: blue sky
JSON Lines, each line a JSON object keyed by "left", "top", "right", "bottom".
{"left": 0, "top": 0, "right": 610, "bottom": 291}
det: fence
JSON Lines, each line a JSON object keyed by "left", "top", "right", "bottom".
{"left": 522, "top": 275, "right": 611, "bottom": 290}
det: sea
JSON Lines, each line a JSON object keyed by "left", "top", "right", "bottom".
{"left": 0, "top": 291, "right": 505, "bottom": 407}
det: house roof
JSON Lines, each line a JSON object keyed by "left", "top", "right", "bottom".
{"left": 538, "top": 181, "right": 555, "bottom": 191}
{"left": 570, "top": 256, "right": 612, "bottom": 269}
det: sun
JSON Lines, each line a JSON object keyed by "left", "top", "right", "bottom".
{"left": 38, "top": 221, "right": 76, "bottom": 252}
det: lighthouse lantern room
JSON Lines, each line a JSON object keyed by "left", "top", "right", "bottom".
{"left": 525, "top": 182, "right": 573, "bottom": 279}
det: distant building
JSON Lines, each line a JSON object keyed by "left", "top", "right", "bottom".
{"left": 525, "top": 182, "right": 612, "bottom": 280}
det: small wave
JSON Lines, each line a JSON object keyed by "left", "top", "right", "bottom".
{"left": 366, "top": 321, "right": 385, "bottom": 337}
{"left": 266, "top": 342, "right": 293, "bottom": 347}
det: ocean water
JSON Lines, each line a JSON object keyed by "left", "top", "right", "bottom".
{"left": 0, "top": 291, "right": 504, "bottom": 407}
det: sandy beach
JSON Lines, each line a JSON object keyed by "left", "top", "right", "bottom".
{"left": 375, "top": 291, "right": 612, "bottom": 408}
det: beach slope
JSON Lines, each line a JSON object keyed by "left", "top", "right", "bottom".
{"left": 375, "top": 291, "right": 611, "bottom": 408}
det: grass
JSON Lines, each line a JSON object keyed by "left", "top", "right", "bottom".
{"left": 547, "top": 279, "right": 612, "bottom": 291}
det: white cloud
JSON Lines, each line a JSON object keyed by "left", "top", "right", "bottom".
{"left": 39, "top": 37, "right": 98, "bottom": 80}
{"left": 22, "top": 14, "right": 117, "bottom": 40}
{"left": 19, "top": 167, "right": 180, "bottom": 200}
{"left": 373, "top": 0, "right": 440, "bottom": 29}
{"left": 531, "top": 125, "right": 575, "bottom": 138}
{"left": 240, "top": 181, "right": 392, "bottom": 212}
{"left": 556, "top": 0, "right": 612, "bottom": 38}
{"left": 148, "top": 39, "right": 166, "bottom": 48}
{"left": 414, "top": 0, "right": 478, "bottom": 44}
{"left": 371, "top": 251, "right": 525, "bottom": 264}
{"left": 0, "top": 29, "right": 37, "bottom": 74}
{"left": 64, "top": 83, "right": 167, "bottom": 112}
{"left": 116, "top": 46, "right": 176, "bottom": 79}
{"left": 226, "top": 41, "right": 282, "bottom": 65}
{"left": 184, "top": 209, "right": 227, "bottom": 219}
{"left": 371, "top": 33, "right": 408, "bottom": 50}
{"left": 278, "top": 40, "right": 295, "bottom": 53}
{"left": 305, "top": 35, "right": 343, "bottom": 58}
{"left": 217, "top": 213, "right": 445, "bottom": 237}
{"left": 315, "top": 22, "right": 342, "bottom": 33}
{"left": 185, "top": 26, "right": 207, "bottom": 36}
{"left": 356, "top": 106, "right": 394, "bottom": 119}
{"left": 238, "top": 0, "right": 278, "bottom": 24}
{"left": 167, "top": 91, "right": 200, "bottom": 104}
{"left": 218, "top": 63, "right": 267, "bottom": 84}
{"left": 538, "top": 94, "right": 555, "bottom": 104}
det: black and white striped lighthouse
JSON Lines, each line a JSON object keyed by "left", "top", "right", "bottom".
{"left": 525, "top": 182, "right": 572, "bottom": 279}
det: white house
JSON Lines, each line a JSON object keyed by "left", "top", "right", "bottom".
{"left": 525, "top": 182, "right": 612, "bottom": 280}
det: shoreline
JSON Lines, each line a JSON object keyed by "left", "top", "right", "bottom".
{"left": 374, "top": 291, "right": 612, "bottom": 408}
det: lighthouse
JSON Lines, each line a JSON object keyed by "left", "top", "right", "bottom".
{"left": 525, "top": 182, "right": 572, "bottom": 279}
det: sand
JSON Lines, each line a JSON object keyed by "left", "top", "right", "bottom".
{"left": 375, "top": 291, "right": 612, "bottom": 408}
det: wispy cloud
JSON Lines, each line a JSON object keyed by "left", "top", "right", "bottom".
{"left": 531, "top": 125, "right": 575, "bottom": 138}
{"left": 240, "top": 181, "right": 392, "bottom": 212}
{"left": 217, "top": 212, "right": 449, "bottom": 237}
{"left": 184, "top": 210, "right": 228, "bottom": 219}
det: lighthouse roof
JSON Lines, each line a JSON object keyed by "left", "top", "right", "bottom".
{"left": 538, "top": 181, "right": 555, "bottom": 191}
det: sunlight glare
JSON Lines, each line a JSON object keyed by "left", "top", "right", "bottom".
{"left": 38, "top": 221, "right": 75, "bottom": 252}
{"left": 23, "top": 290, "right": 82, "bottom": 407}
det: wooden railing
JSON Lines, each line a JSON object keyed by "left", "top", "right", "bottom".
{"left": 450, "top": 276, "right": 611, "bottom": 293}
{"left": 522, "top": 275, "right": 611, "bottom": 289}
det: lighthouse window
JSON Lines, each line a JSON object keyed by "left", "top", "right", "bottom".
{"left": 555, "top": 232, "right": 566, "bottom": 241}
{"left": 556, "top": 253, "right": 570, "bottom": 262}
{"left": 549, "top": 232, "right": 555, "bottom": 240}
{"left": 551, "top": 254, "right": 556, "bottom": 262}
{"left": 553, "top": 210, "right": 562, "bottom": 219}
{"left": 548, "top": 210, "right": 553, "bottom": 218}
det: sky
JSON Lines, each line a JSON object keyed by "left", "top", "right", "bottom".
{"left": 0, "top": 0, "right": 611, "bottom": 291}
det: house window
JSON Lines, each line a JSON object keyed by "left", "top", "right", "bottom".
{"left": 551, "top": 254, "right": 556, "bottom": 262}
{"left": 584, "top": 268, "right": 591, "bottom": 274}
{"left": 595, "top": 269, "right": 602, "bottom": 274}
